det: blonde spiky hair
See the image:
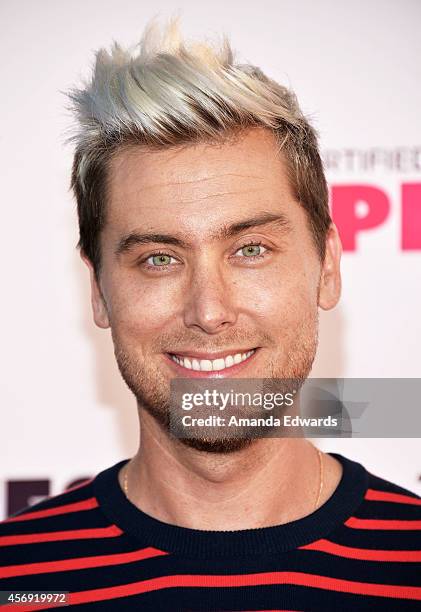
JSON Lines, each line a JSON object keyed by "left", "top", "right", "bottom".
{"left": 68, "top": 17, "right": 330, "bottom": 278}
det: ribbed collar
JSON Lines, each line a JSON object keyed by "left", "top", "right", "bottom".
{"left": 94, "top": 452, "right": 368, "bottom": 558}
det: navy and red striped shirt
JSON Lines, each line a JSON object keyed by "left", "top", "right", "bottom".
{"left": 1, "top": 452, "right": 420, "bottom": 610}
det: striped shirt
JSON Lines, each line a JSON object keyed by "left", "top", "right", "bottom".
{"left": 0, "top": 452, "right": 420, "bottom": 611}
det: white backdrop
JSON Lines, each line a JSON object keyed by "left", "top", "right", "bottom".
{"left": 1, "top": 0, "right": 420, "bottom": 518}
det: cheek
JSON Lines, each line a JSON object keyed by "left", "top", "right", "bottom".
{"left": 240, "top": 264, "right": 318, "bottom": 325}
{"left": 106, "top": 273, "right": 181, "bottom": 339}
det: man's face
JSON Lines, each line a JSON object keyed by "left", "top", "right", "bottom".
{"left": 84, "top": 128, "right": 341, "bottom": 450}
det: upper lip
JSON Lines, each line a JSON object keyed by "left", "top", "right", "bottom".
{"left": 167, "top": 348, "right": 257, "bottom": 360}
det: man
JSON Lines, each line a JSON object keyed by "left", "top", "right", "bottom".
{"left": 1, "top": 20, "right": 420, "bottom": 611}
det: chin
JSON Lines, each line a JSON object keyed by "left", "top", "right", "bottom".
{"left": 177, "top": 436, "right": 255, "bottom": 454}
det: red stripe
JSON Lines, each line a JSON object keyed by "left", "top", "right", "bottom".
{"left": 7, "top": 571, "right": 421, "bottom": 610}
{"left": 365, "top": 489, "right": 421, "bottom": 506}
{"left": 0, "top": 546, "right": 168, "bottom": 578}
{"left": 299, "top": 538, "right": 421, "bottom": 561}
{"left": 345, "top": 517, "right": 421, "bottom": 530}
{"left": 5, "top": 498, "right": 99, "bottom": 522}
{"left": 0, "top": 525, "right": 122, "bottom": 547}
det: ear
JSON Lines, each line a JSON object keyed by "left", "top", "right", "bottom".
{"left": 80, "top": 251, "right": 110, "bottom": 329}
{"left": 318, "top": 224, "right": 342, "bottom": 310}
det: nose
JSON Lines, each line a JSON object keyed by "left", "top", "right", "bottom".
{"left": 183, "top": 259, "right": 238, "bottom": 334}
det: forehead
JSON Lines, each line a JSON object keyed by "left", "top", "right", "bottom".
{"left": 105, "top": 128, "right": 298, "bottom": 234}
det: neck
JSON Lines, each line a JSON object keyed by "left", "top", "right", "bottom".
{"left": 120, "top": 410, "right": 342, "bottom": 531}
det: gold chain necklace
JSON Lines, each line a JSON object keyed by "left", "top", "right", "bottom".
{"left": 123, "top": 465, "right": 129, "bottom": 499}
{"left": 314, "top": 447, "right": 324, "bottom": 511}
{"left": 123, "top": 447, "right": 324, "bottom": 512}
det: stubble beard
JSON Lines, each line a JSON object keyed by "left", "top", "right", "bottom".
{"left": 112, "top": 312, "right": 319, "bottom": 454}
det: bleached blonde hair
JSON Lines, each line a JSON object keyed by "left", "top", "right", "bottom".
{"left": 69, "top": 18, "right": 330, "bottom": 278}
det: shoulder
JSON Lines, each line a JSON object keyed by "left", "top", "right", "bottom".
{"left": 324, "top": 453, "right": 421, "bottom": 550}
{"left": 0, "top": 478, "right": 112, "bottom": 537}
{"left": 355, "top": 468, "right": 421, "bottom": 520}
{"left": 0, "top": 470, "right": 126, "bottom": 591}
{"left": 339, "top": 460, "right": 421, "bottom": 550}
{"left": 364, "top": 467, "right": 421, "bottom": 510}
{"left": 1, "top": 478, "right": 95, "bottom": 523}
{"left": 331, "top": 451, "right": 421, "bottom": 511}
{"left": 0, "top": 475, "right": 122, "bottom": 553}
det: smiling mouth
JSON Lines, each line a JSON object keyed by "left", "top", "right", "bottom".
{"left": 168, "top": 349, "right": 257, "bottom": 372}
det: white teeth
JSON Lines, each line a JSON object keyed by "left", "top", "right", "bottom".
{"left": 212, "top": 358, "right": 225, "bottom": 371}
{"left": 225, "top": 355, "right": 234, "bottom": 368}
{"left": 170, "top": 350, "right": 255, "bottom": 371}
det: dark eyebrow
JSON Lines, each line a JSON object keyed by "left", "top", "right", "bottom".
{"left": 115, "top": 212, "right": 291, "bottom": 257}
{"left": 115, "top": 233, "right": 188, "bottom": 256}
{"left": 215, "top": 212, "right": 291, "bottom": 240}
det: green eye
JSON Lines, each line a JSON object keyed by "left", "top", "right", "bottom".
{"left": 151, "top": 254, "right": 172, "bottom": 266}
{"left": 242, "top": 244, "right": 262, "bottom": 257}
